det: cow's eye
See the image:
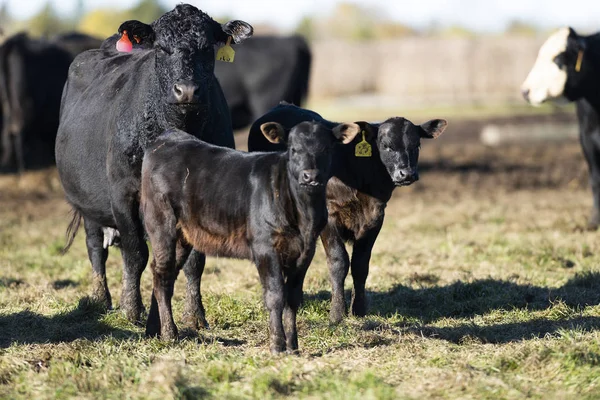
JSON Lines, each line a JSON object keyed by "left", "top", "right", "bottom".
{"left": 553, "top": 53, "right": 565, "bottom": 68}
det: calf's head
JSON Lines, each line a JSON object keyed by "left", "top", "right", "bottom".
{"left": 375, "top": 117, "right": 447, "bottom": 186}
{"left": 521, "top": 27, "right": 592, "bottom": 105}
{"left": 117, "top": 5, "right": 252, "bottom": 113}
{"left": 261, "top": 121, "right": 360, "bottom": 190}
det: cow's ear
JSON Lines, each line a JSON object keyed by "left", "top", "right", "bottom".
{"left": 118, "top": 20, "right": 155, "bottom": 45}
{"left": 261, "top": 122, "right": 287, "bottom": 144}
{"left": 420, "top": 119, "right": 447, "bottom": 139}
{"left": 332, "top": 123, "right": 361, "bottom": 144}
{"left": 218, "top": 20, "right": 253, "bottom": 44}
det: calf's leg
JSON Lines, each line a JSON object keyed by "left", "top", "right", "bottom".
{"left": 83, "top": 218, "right": 111, "bottom": 309}
{"left": 350, "top": 223, "right": 382, "bottom": 317}
{"left": 181, "top": 250, "right": 209, "bottom": 330}
{"left": 321, "top": 224, "right": 350, "bottom": 324}
{"left": 255, "top": 251, "right": 286, "bottom": 354}
{"left": 143, "top": 195, "right": 179, "bottom": 340}
{"left": 283, "top": 266, "right": 309, "bottom": 353}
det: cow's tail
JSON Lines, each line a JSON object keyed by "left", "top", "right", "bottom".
{"left": 61, "top": 208, "right": 82, "bottom": 255}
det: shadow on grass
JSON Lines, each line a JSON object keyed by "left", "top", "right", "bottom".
{"left": 305, "top": 271, "right": 600, "bottom": 342}
{"left": 0, "top": 297, "right": 133, "bottom": 348}
{"left": 412, "top": 316, "right": 600, "bottom": 344}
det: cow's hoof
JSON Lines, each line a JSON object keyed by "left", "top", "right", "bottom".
{"left": 329, "top": 304, "right": 346, "bottom": 325}
{"left": 181, "top": 312, "right": 209, "bottom": 330}
{"left": 350, "top": 300, "right": 367, "bottom": 318}
{"left": 145, "top": 322, "right": 160, "bottom": 338}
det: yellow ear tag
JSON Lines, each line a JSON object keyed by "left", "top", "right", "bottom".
{"left": 576, "top": 50, "right": 584, "bottom": 72}
{"left": 355, "top": 130, "right": 372, "bottom": 157}
{"left": 216, "top": 36, "right": 235, "bottom": 63}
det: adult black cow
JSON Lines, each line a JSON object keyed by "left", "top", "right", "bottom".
{"left": 214, "top": 35, "right": 311, "bottom": 130}
{"left": 55, "top": 4, "right": 253, "bottom": 324}
{"left": 521, "top": 27, "right": 600, "bottom": 229}
{"left": 247, "top": 103, "right": 447, "bottom": 323}
{"left": 0, "top": 32, "right": 102, "bottom": 172}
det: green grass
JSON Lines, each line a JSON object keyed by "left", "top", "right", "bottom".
{"left": 2, "top": 139, "right": 600, "bottom": 398}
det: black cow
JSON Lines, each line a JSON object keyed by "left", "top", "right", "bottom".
{"left": 55, "top": 4, "right": 253, "bottom": 325}
{"left": 214, "top": 35, "right": 311, "bottom": 130}
{"left": 141, "top": 121, "right": 359, "bottom": 352}
{"left": 0, "top": 32, "right": 102, "bottom": 172}
{"left": 247, "top": 103, "right": 447, "bottom": 323}
{"left": 522, "top": 27, "right": 600, "bottom": 229}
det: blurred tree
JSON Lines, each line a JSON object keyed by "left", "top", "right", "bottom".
{"left": 373, "top": 22, "right": 415, "bottom": 39}
{"left": 128, "top": 0, "right": 167, "bottom": 23}
{"left": 505, "top": 19, "right": 539, "bottom": 36}
{"left": 78, "top": 8, "right": 127, "bottom": 38}
{"left": 295, "top": 15, "right": 315, "bottom": 41}
{"left": 327, "top": 2, "right": 376, "bottom": 41}
{"left": 27, "top": 1, "right": 69, "bottom": 37}
{"left": 0, "top": 2, "right": 12, "bottom": 35}
{"left": 73, "top": 0, "right": 85, "bottom": 26}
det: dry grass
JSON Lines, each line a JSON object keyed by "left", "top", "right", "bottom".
{"left": 2, "top": 133, "right": 600, "bottom": 399}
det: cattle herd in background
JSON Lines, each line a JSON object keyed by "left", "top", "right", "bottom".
{"left": 0, "top": 3, "right": 598, "bottom": 353}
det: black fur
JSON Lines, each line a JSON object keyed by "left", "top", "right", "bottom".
{"left": 247, "top": 103, "right": 447, "bottom": 323}
{"left": 55, "top": 4, "right": 252, "bottom": 324}
{"left": 140, "top": 121, "right": 357, "bottom": 352}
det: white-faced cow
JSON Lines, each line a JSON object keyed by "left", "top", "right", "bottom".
{"left": 55, "top": 4, "right": 253, "bottom": 325}
{"left": 247, "top": 103, "right": 447, "bottom": 323}
{"left": 522, "top": 27, "right": 600, "bottom": 228}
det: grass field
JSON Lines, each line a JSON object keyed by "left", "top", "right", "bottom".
{"left": 2, "top": 126, "right": 600, "bottom": 399}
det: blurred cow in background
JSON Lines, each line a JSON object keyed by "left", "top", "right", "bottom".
{"left": 522, "top": 27, "right": 600, "bottom": 229}
{"left": 0, "top": 32, "right": 102, "bottom": 173}
{"left": 215, "top": 35, "right": 311, "bottom": 130}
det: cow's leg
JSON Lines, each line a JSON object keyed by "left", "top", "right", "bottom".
{"left": 283, "top": 266, "right": 308, "bottom": 353}
{"left": 577, "top": 101, "right": 600, "bottom": 230}
{"left": 181, "top": 249, "right": 209, "bottom": 330}
{"left": 349, "top": 222, "right": 382, "bottom": 317}
{"left": 254, "top": 250, "right": 286, "bottom": 354}
{"left": 83, "top": 218, "right": 111, "bottom": 309}
{"left": 321, "top": 224, "right": 350, "bottom": 324}
{"left": 143, "top": 194, "right": 180, "bottom": 339}
{"left": 111, "top": 188, "right": 148, "bottom": 323}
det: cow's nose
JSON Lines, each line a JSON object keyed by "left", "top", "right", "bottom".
{"left": 299, "top": 169, "right": 322, "bottom": 186}
{"left": 521, "top": 88, "right": 530, "bottom": 102}
{"left": 172, "top": 81, "right": 199, "bottom": 104}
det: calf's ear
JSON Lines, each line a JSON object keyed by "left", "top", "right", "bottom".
{"left": 332, "top": 123, "right": 361, "bottom": 144}
{"left": 261, "top": 122, "right": 287, "bottom": 144}
{"left": 219, "top": 20, "right": 253, "bottom": 44}
{"left": 420, "top": 119, "right": 447, "bottom": 139}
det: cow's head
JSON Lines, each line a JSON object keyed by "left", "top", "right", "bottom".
{"left": 374, "top": 117, "right": 447, "bottom": 186}
{"left": 117, "top": 5, "right": 252, "bottom": 114}
{"left": 261, "top": 121, "right": 360, "bottom": 190}
{"left": 521, "top": 27, "right": 591, "bottom": 105}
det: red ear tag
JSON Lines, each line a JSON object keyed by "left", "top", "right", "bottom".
{"left": 116, "top": 30, "right": 133, "bottom": 53}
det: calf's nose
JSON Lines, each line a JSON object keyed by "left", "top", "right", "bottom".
{"left": 393, "top": 168, "right": 419, "bottom": 185}
{"left": 521, "top": 88, "right": 530, "bottom": 102}
{"left": 299, "top": 169, "right": 322, "bottom": 186}
{"left": 172, "top": 81, "right": 199, "bottom": 104}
